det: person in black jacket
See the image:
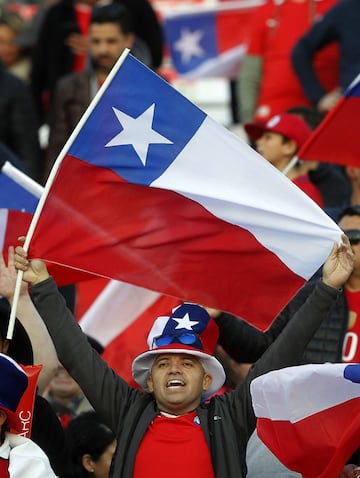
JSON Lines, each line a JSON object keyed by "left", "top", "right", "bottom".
{"left": 291, "top": 0, "right": 360, "bottom": 114}
{"left": 14, "top": 235, "right": 354, "bottom": 478}
{"left": 44, "top": 2, "right": 137, "bottom": 182}
{"left": 0, "top": 63, "right": 41, "bottom": 180}
{"left": 30, "top": 0, "right": 163, "bottom": 123}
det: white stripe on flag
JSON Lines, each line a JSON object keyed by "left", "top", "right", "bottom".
{"left": 152, "top": 116, "right": 341, "bottom": 278}
{"left": 251, "top": 363, "right": 360, "bottom": 423}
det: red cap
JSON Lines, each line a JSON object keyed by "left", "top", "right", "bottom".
{"left": 244, "top": 113, "right": 312, "bottom": 149}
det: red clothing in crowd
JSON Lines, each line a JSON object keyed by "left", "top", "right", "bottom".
{"left": 343, "top": 289, "right": 360, "bottom": 363}
{"left": 247, "top": 0, "right": 339, "bottom": 123}
{"left": 73, "top": 3, "right": 92, "bottom": 72}
{"left": 293, "top": 174, "right": 323, "bottom": 207}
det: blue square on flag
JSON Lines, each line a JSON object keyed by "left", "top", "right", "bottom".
{"left": 68, "top": 56, "right": 206, "bottom": 186}
{"left": 164, "top": 12, "right": 217, "bottom": 74}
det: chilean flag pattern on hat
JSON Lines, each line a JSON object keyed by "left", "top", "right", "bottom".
{"left": 0, "top": 353, "right": 28, "bottom": 431}
{"left": 132, "top": 303, "right": 225, "bottom": 398}
{"left": 147, "top": 303, "right": 218, "bottom": 355}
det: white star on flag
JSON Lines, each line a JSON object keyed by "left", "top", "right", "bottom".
{"left": 174, "top": 28, "right": 205, "bottom": 63}
{"left": 105, "top": 103, "right": 173, "bottom": 166}
{"left": 173, "top": 313, "right": 199, "bottom": 330}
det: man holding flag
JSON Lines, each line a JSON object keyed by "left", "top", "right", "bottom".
{"left": 13, "top": 232, "right": 354, "bottom": 478}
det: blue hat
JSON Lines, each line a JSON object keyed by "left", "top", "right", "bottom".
{"left": 0, "top": 353, "right": 28, "bottom": 431}
{"left": 132, "top": 303, "right": 225, "bottom": 398}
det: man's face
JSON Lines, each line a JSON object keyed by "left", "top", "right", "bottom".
{"left": 339, "top": 215, "right": 360, "bottom": 274}
{"left": 90, "top": 22, "right": 134, "bottom": 75}
{"left": 146, "top": 353, "right": 212, "bottom": 415}
{"left": 0, "top": 23, "right": 20, "bottom": 69}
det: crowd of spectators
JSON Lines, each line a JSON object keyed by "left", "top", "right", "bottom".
{"left": 1, "top": 0, "right": 360, "bottom": 476}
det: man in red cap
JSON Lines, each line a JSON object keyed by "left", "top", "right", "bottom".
{"left": 245, "top": 112, "right": 323, "bottom": 206}
{"left": 13, "top": 237, "right": 354, "bottom": 478}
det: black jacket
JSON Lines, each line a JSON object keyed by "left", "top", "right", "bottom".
{"left": 216, "top": 273, "right": 347, "bottom": 366}
{"left": 291, "top": 0, "right": 360, "bottom": 105}
{"left": 30, "top": 0, "right": 163, "bottom": 121}
{"left": 0, "top": 65, "right": 41, "bottom": 179}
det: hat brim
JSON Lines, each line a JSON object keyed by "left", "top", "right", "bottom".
{"left": 0, "top": 406, "right": 22, "bottom": 432}
{"left": 132, "top": 345, "right": 226, "bottom": 398}
{"left": 244, "top": 123, "right": 267, "bottom": 142}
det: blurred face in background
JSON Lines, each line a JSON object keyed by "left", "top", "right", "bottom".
{"left": 49, "top": 363, "right": 83, "bottom": 402}
{"left": 90, "top": 22, "right": 134, "bottom": 75}
{"left": 0, "top": 21, "right": 22, "bottom": 68}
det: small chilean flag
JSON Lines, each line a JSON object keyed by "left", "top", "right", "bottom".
{"left": 299, "top": 73, "right": 360, "bottom": 168}
{"left": 163, "top": 1, "right": 261, "bottom": 79}
{"left": 0, "top": 160, "right": 42, "bottom": 258}
{"left": 251, "top": 363, "right": 360, "bottom": 478}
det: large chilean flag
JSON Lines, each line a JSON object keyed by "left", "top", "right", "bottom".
{"left": 26, "top": 51, "right": 341, "bottom": 330}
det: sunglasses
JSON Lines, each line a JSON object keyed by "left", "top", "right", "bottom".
{"left": 344, "top": 229, "right": 360, "bottom": 246}
{"left": 152, "top": 333, "right": 201, "bottom": 348}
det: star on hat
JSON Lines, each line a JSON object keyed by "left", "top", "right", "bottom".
{"left": 172, "top": 313, "right": 199, "bottom": 330}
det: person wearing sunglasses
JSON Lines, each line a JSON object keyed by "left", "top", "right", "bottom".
{"left": 13, "top": 237, "right": 354, "bottom": 478}
{"left": 211, "top": 204, "right": 360, "bottom": 474}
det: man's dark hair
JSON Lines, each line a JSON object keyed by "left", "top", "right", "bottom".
{"left": 338, "top": 205, "right": 360, "bottom": 221}
{"left": 90, "top": 3, "right": 134, "bottom": 34}
{"left": 65, "top": 411, "right": 115, "bottom": 477}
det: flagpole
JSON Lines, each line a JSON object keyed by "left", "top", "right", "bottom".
{"left": 7, "top": 48, "right": 131, "bottom": 340}
{"left": 282, "top": 155, "right": 298, "bottom": 176}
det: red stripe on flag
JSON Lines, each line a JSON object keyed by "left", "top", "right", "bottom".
{"left": 75, "top": 277, "right": 110, "bottom": 319}
{"left": 257, "top": 397, "right": 360, "bottom": 478}
{"left": 3, "top": 210, "right": 32, "bottom": 257}
{"left": 29, "top": 155, "right": 304, "bottom": 330}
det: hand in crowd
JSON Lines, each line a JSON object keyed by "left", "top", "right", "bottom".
{"left": 14, "top": 245, "right": 49, "bottom": 286}
{"left": 339, "top": 464, "right": 360, "bottom": 478}
{"left": 0, "top": 246, "right": 28, "bottom": 302}
{"left": 317, "top": 87, "right": 343, "bottom": 113}
{"left": 321, "top": 235, "right": 355, "bottom": 289}
{"left": 65, "top": 32, "right": 89, "bottom": 56}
